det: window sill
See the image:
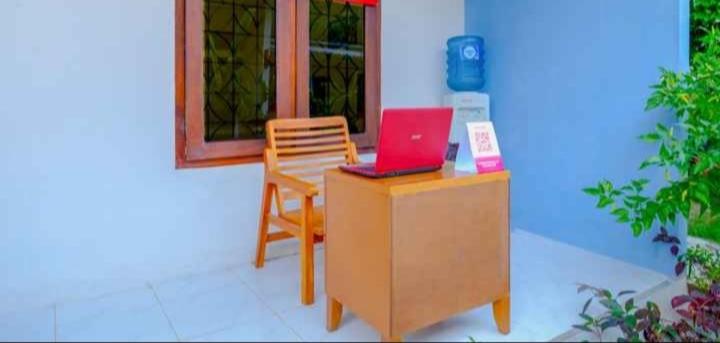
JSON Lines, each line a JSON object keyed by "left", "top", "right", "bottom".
{"left": 175, "top": 155, "right": 263, "bottom": 169}
{"left": 176, "top": 146, "right": 376, "bottom": 170}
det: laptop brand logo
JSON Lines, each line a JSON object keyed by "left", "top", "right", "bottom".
{"left": 411, "top": 134, "right": 423, "bottom": 141}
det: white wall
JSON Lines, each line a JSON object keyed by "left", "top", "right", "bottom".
{"left": 0, "top": 0, "right": 464, "bottom": 313}
{"left": 382, "top": 0, "right": 465, "bottom": 107}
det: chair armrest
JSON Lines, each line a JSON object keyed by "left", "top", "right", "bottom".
{"left": 266, "top": 170, "right": 319, "bottom": 197}
{"left": 349, "top": 142, "right": 360, "bottom": 164}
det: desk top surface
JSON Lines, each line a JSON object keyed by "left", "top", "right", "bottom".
{"left": 325, "top": 168, "right": 510, "bottom": 196}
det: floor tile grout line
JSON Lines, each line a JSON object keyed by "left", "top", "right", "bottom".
{"left": 4, "top": 261, "right": 266, "bottom": 320}
{"left": 147, "top": 283, "right": 182, "bottom": 342}
{"left": 238, "top": 277, "right": 306, "bottom": 342}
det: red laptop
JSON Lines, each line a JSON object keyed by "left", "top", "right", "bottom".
{"left": 340, "top": 107, "right": 453, "bottom": 178}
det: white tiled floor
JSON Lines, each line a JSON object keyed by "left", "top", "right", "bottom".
{"left": 55, "top": 287, "right": 177, "bottom": 342}
{"left": 0, "top": 230, "right": 667, "bottom": 342}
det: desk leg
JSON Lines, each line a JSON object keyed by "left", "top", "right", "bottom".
{"left": 493, "top": 296, "right": 511, "bottom": 334}
{"left": 381, "top": 334, "right": 402, "bottom": 342}
{"left": 326, "top": 296, "right": 343, "bottom": 331}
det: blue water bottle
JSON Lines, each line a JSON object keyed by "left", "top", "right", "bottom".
{"left": 447, "top": 36, "right": 485, "bottom": 91}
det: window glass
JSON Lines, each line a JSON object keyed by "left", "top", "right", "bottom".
{"left": 204, "top": 0, "right": 277, "bottom": 141}
{"left": 308, "top": 0, "right": 366, "bottom": 134}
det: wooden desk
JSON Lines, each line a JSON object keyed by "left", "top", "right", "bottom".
{"left": 324, "top": 169, "right": 511, "bottom": 342}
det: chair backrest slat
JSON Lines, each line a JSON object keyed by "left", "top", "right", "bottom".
{"left": 265, "top": 117, "right": 358, "bottom": 215}
{"left": 274, "top": 128, "right": 346, "bottom": 138}
{"left": 278, "top": 159, "right": 347, "bottom": 172}
{"left": 275, "top": 151, "right": 349, "bottom": 162}
{"left": 276, "top": 143, "right": 348, "bottom": 156}
{"left": 275, "top": 135, "right": 346, "bottom": 147}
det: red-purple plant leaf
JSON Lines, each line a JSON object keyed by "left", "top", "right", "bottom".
{"left": 671, "top": 245, "right": 679, "bottom": 256}
{"left": 689, "top": 289, "right": 705, "bottom": 298}
{"left": 671, "top": 295, "right": 693, "bottom": 308}
{"left": 676, "top": 309, "right": 694, "bottom": 320}
{"left": 711, "top": 283, "right": 720, "bottom": 297}
{"left": 675, "top": 261, "right": 686, "bottom": 276}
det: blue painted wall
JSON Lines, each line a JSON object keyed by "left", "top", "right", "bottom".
{"left": 465, "top": 0, "right": 689, "bottom": 274}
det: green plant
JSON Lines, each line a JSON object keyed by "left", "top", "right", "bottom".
{"left": 583, "top": 27, "right": 720, "bottom": 243}
{"left": 691, "top": 0, "right": 720, "bottom": 57}
{"left": 690, "top": 211, "right": 720, "bottom": 244}
{"left": 574, "top": 285, "right": 667, "bottom": 342}
{"left": 677, "top": 245, "right": 720, "bottom": 291}
{"left": 689, "top": 194, "right": 720, "bottom": 244}
{"left": 574, "top": 283, "right": 720, "bottom": 342}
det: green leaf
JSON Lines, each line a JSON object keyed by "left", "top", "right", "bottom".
{"left": 580, "top": 313, "right": 594, "bottom": 322}
{"left": 600, "top": 318, "right": 619, "bottom": 331}
{"left": 600, "top": 299, "right": 622, "bottom": 312}
{"left": 631, "top": 222, "right": 644, "bottom": 237}
{"left": 623, "top": 315, "right": 637, "bottom": 330}
{"left": 597, "top": 197, "right": 614, "bottom": 209}
{"left": 582, "top": 298, "right": 593, "bottom": 314}
{"left": 600, "top": 180, "right": 613, "bottom": 193}
{"left": 659, "top": 144, "right": 671, "bottom": 160}
{"left": 611, "top": 208, "right": 630, "bottom": 218}
{"left": 631, "top": 179, "right": 650, "bottom": 190}
{"left": 617, "top": 290, "right": 636, "bottom": 297}
{"left": 639, "top": 156, "right": 661, "bottom": 170}
{"left": 583, "top": 187, "right": 603, "bottom": 196}
{"left": 638, "top": 132, "right": 662, "bottom": 142}
{"left": 625, "top": 298, "right": 635, "bottom": 311}
{"left": 577, "top": 284, "right": 593, "bottom": 293}
{"left": 628, "top": 195, "right": 647, "bottom": 203}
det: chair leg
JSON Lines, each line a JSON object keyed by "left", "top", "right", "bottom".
{"left": 254, "top": 182, "right": 273, "bottom": 269}
{"left": 300, "top": 196, "right": 315, "bottom": 305}
{"left": 326, "top": 296, "right": 343, "bottom": 332}
{"left": 381, "top": 334, "right": 402, "bottom": 342}
{"left": 493, "top": 296, "right": 511, "bottom": 334}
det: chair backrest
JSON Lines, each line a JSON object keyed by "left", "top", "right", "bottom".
{"left": 265, "top": 116, "right": 359, "bottom": 214}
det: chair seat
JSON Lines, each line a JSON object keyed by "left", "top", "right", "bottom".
{"left": 281, "top": 206, "right": 325, "bottom": 235}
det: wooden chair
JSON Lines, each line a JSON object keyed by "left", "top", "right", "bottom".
{"left": 254, "top": 116, "right": 360, "bottom": 305}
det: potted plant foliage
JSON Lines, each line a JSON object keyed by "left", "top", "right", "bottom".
{"left": 575, "top": 2, "right": 720, "bottom": 341}
{"left": 583, "top": 25, "right": 720, "bottom": 282}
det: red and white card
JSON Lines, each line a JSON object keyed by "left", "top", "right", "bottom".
{"left": 467, "top": 122, "right": 505, "bottom": 174}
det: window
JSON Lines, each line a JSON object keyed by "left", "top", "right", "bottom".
{"left": 176, "top": 0, "right": 381, "bottom": 168}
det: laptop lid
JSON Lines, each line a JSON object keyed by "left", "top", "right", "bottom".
{"left": 375, "top": 107, "right": 454, "bottom": 173}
